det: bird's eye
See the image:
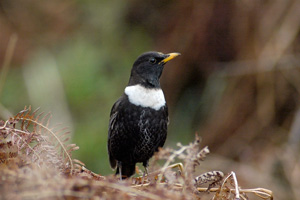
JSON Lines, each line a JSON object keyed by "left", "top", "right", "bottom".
{"left": 149, "top": 58, "right": 156, "bottom": 64}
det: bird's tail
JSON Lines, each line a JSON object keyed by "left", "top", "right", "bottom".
{"left": 116, "top": 162, "right": 135, "bottom": 179}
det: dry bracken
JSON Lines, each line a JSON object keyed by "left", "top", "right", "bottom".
{"left": 0, "top": 107, "right": 273, "bottom": 200}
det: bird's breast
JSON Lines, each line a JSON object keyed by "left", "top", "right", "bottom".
{"left": 124, "top": 84, "right": 166, "bottom": 110}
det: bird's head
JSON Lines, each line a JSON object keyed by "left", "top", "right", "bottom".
{"left": 128, "top": 51, "right": 180, "bottom": 88}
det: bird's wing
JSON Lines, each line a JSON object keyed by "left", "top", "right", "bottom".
{"left": 158, "top": 105, "right": 169, "bottom": 148}
{"left": 107, "top": 96, "right": 124, "bottom": 169}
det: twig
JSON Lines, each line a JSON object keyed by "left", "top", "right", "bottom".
{"left": 79, "top": 166, "right": 104, "bottom": 180}
{"left": 157, "top": 144, "right": 188, "bottom": 183}
{"left": 231, "top": 171, "right": 240, "bottom": 200}
{"left": 132, "top": 182, "right": 183, "bottom": 189}
{"left": 133, "top": 163, "right": 184, "bottom": 186}
{"left": 220, "top": 171, "right": 240, "bottom": 200}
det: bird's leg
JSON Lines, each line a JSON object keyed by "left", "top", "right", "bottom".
{"left": 117, "top": 161, "right": 122, "bottom": 181}
{"left": 142, "top": 161, "right": 149, "bottom": 183}
{"left": 143, "top": 167, "right": 148, "bottom": 180}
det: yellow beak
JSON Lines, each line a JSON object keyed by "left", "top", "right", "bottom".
{"left": 160, "top": 52, "right": 181, "bottom": 64}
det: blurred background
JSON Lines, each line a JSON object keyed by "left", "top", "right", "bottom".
{"left": 0, "top": 0, "right": 300, "bottom": 199}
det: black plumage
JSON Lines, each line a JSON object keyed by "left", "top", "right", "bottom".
{"left": 107, "top": 51, "right": 180, "bottom": 179}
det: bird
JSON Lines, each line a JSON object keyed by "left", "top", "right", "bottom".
{"left": 107, "top": 51, "right": 180, "bottom": 179}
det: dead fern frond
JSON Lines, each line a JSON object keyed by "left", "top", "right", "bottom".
{"left": 0, "top": 106, "right": 79, "bottom": 175}
{"left": 16, "top": 107, "right": 74, "bottom": 174}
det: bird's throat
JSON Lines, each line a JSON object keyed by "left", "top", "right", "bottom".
{"left": 124, "top": 85, "right": 166, "bottom": 110}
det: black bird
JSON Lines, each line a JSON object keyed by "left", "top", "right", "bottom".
{"left": 107, "top": 51, "right": 180, "bottom": 179}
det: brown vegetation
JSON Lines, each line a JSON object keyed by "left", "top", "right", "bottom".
{"left": 0, "top": 107, "right": 273, "bottom": 199}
